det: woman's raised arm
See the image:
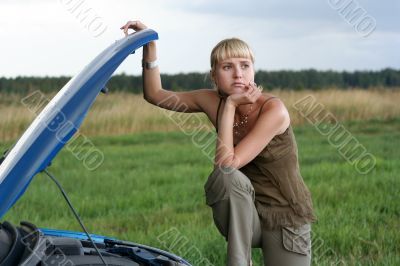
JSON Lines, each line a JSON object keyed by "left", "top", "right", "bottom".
{"left": 120, "top": 20, "right": 213, "bottom": 113}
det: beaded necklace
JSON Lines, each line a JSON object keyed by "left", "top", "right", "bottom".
{"left": 233, "top": 104, "right": 253, "bottom": 136}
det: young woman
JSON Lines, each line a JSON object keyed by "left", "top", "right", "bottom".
{"left": 120, "top": 20, "right": 316, "bottom": 266}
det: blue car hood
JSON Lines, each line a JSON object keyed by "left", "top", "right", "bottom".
{"left": 0, "top": 29, "right": 158, "bottom": 218}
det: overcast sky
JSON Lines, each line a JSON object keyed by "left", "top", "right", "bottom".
{"left": 0, "top": 0, "right": 399, "bottom": 77}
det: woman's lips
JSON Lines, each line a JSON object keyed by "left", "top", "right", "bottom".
{"left": 232, "top": 82, "right": 245, "bottom": 87}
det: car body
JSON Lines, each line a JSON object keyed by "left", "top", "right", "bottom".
{"left": 0, "top": 29, "right": 192, "bottom": 266}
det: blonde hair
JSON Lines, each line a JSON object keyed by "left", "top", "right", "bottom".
{"left": 210, "top": 38, "right": 261, "bottom": 96}
{"left": 210, "top": 38, "right": 255, "bottom": 74}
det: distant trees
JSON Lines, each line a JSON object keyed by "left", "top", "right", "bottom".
{"left": 255, "top": 68, "right": 400, "bottom": 90}
{"left": 0, "top": 68, "right": 399, "bottom": 94}
{"left": 0, "top": 76, "right": 70, "bottom": 94}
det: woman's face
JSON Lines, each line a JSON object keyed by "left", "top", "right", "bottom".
{"left": 213, "top": 57, "right": 255, "bottom": 96}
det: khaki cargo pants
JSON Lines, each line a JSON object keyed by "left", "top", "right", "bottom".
{"left": 204, "top": 166, "right": 311, "bottom": 266}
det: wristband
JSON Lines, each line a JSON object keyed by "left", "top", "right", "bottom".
{"left": 142, "top": 59, "right": 158, "bottom": 69}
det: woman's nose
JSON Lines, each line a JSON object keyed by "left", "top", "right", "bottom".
{"left": 233, "top": 66, "right": 243, "bottom": 78}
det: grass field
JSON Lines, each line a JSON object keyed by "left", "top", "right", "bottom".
{"left": 1, "top": 117, "right": 399, "bottom": 265}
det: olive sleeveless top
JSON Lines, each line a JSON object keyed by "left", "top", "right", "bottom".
{"left": 216, "top": 97, "right": 316, "bottom": 229}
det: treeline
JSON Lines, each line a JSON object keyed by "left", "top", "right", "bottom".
{"left": 0, "top": 68, "right": 399, "bottom": 94}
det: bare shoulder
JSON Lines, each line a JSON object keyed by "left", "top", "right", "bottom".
{"left": 260, "top": 94, "right": 286, "bottom": 110}
{"left": 190, "top": 89, "right": 221, "bottom": 112}
{"left": 258, "top": 94, "right": 290, "bottom": 133}
{"left": 159, "top": 88, "right": 219, "bottom": 113}
{"left": 191, "top": 88, "right": 219, "bottom": 99}
{"left": 186, "top": 89, "right": 225, "bottom": 127}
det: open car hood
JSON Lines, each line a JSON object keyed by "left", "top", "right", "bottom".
{"left": 0, "top": 29, "right": 158, "bottom": 218}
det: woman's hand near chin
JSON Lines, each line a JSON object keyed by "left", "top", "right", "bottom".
{"left": 226, "top": 82, "right": 262, "bottom": 107}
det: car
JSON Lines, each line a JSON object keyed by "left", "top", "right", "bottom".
{"left": 0, "top": 29, "right": 192, "bottom": 266}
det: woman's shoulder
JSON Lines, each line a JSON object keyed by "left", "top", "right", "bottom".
{"left": 187, "top": 88, "right": 220, "bottom": 99}
{"left": 168, "top": 88, "right": 220, "bottom": 113}
{"left": 187, "top": 88, "right": 222, "bottom": 114}
{"left": 258, "top": 94, "right": 286, "bottom": 113}
{"left": 257, "top": 94, "right": 290, "bottom": 133}
{"left": 198, "top": 88, "right": 220, "bottom": 98}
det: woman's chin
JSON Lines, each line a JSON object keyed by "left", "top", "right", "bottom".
{"left": 230, "top": 87, "right": 246, "bottom": 94}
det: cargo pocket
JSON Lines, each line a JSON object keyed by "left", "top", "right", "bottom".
{"left": 282, "top": 224, "right": 311, "bottom": 256}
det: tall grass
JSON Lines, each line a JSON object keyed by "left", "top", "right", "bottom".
{"left": 0, "top": 88, "right": 399, "bottom": 141}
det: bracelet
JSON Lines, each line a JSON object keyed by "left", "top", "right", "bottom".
{"left": 142, "top": 59, "right": 158, "bottom": 69}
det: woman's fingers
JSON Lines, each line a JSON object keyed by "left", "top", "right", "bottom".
{"left": 120, "top": 20, "right": 147, "bottom": 36}
{"left": 246, "top": 82, "right": 261, "bottom": 102}
{"left": 120, "top": 21, "right": 133, "bottom": 36}
{"left": 120, "top": 25, "right": 129, "bottom": 36}
{"left": 245, "top": 82, "right": 254, "bottom": 96}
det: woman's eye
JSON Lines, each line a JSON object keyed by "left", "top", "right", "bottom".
{"left": 223, "top": 65, "right": 231, "bottom": 70}
{"left": 241, "top": 64, "right": 250, "bottom": 69}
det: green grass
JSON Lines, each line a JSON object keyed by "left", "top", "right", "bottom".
{"left": 2, "top": 119, "right": 399, "bottom": 265}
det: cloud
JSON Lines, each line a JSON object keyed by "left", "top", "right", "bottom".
{"left": 171, "top": 0, "right": 399, "bottom": 34}
{"left": 0, "top": 0, "right": 398, "bottom": 77}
